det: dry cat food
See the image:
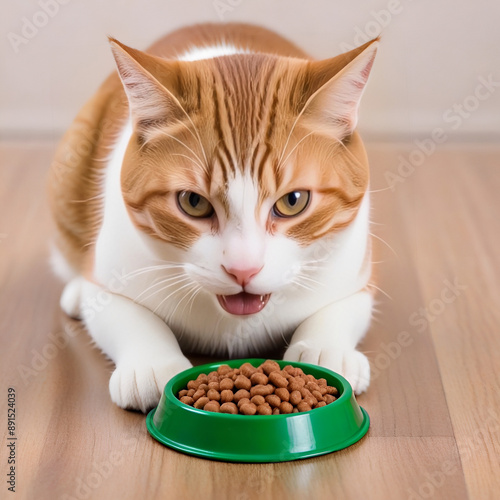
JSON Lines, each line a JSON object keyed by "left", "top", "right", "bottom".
{"left": 177, "top": 360, "right": 339, "bottom": 415}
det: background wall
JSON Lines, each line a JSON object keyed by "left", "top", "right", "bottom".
{"left": 1, "top": 0, "right": 499, "bottom": 142}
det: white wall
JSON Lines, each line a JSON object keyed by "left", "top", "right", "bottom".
{"left": 1, "top": 0, "right": 499, "bottom": 141}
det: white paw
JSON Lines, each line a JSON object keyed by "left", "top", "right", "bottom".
{"left": 284, "top": 342, "right": 370, "bottom": 395}
{"left": 109, "top": 355, "right": 192, "bottom": 413}
{"left": 60, "top": 277, "right": 84, "bottom": 319}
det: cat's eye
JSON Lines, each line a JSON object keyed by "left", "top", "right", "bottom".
{"left": 273, "top": 190, "right": 310, "bottom": 218}
{"left": 177, "top": 191, "right": 214, "bottom": 218}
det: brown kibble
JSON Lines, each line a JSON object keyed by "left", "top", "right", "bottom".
{"left": 306, "top": 382, "right": 320, "bottom": 392}
{"left": 250, "top": 372, "right": 268, "bottom": 385}
{"left": 234, "top": 375, "right": 252, "bottom": 391}
{"left": 275, "top": 388, "right": 290, "bottom": 402}
{"left": 193, "top": 389, "right": 206, "bottom": 402}
{"left": 251, "top": 395, "right": 266, "bottom": 406}
{"left": 261, "top": 360, "right": 281, "bottom": 375}
{"left": 297, "top": 401, "right": 312, "bottom": 412}
{"left": 208, "top": 381, "right": 220, "bottom": 392}
{"left": 180, "top": 360, "right": 338, "bottom": 416}
{"left": 237, "top": 398, "right": 251, "bottom": 408}
{"left": 269, "top": 371, "right": 288, "bottom": 388}
{"left": 312, "top": 390, "right": 324, "bottom": 402}
{"left": 279, "top": 401, "right": 293, "bottom": 414}
{"left": 180, "top": 396, "right": 194, "bottom": 406}
{"left": 289, "top": 390, "right": 302, "bottom": 405}
{"left": 265, "top": 394, "right": 281, "bottom": 408}
{"left": 233, "top": 389, "right": 251, "bottom": 402}
{"left": 207, "top": 389, "right": 221, "bottom": 401}
{"left": 187, "top": 380, "right": 200, "bottom": 390}
{"left": 240, "top": 403, "right": 257, "bottom": 415}
{"left": 219, "top": 378, "right": 234, "bottom": 391}
{"left": 240, "top": 362, "right": 258, "bottom": 378}
{"left": 217, "top": 364, "right": 231, "bottom": 375}
{"left": 300, "top": 387, "right": 313, "bottom": 398}
{"left": 257, "top": 404, "right": 272, "bottom": 415}
{"left": 250, "top": 384, "right": 273, "bottom": 397}
{"left": 220, "top": 390, "right": 234, "bottom": 403}
{"left": 204, "top": 401, "right": 220, "bottom": 412}
{"left": 288, "top": 378, "right": 305, "bottom": 391}
{"left": 194, "top": 396, "right": 209, "bottom": 409}
{"left": 220, "top": 402, "right": 238, "bottom": 414}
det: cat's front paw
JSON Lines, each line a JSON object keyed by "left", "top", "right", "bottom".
{"left": 284, "top": 342, "right": 370, "bottom": 395}
{"left": 109, "top": 355, "right": 192, "bottom": 413}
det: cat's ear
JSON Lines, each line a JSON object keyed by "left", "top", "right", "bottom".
{"left": 109, "top": 37, "right": 185, "bottom": 131}
{"left": 299, "top": 38, "right": 379, "bottom": 139}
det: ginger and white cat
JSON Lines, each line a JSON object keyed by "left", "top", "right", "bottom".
{"left": 49, "top": 23, "right": 378, "bottom": 412}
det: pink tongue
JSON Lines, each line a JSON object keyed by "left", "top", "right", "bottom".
{"left": 217, "top": 292, "right": 270, "bottom": 315}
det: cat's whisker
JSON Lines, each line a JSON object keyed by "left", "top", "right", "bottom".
{"left": 169, "top": 153, "right": 206, "bottom": 172}
{"left": 122, "top": 263, "right": 185, "bottom": 279}
{"left": 134, "top": 275, "right": 192, "bottom": 306}
{"left": 296, "top": 273, "right": 325, "bottom": 287}
{"left": 366, "top": 283, "right": 392, "bottom": 300}
{"left": 153, "top": 280, "right": 195, "bottom": 314}
{"left": 369, "top": 232, "right": 399, "bottom": 259}
{"left": 167, "top": 282, "right": 200, "bottom": 323}
{"left": 133, "top": 273, "right": 187, "bottom": 302}
{"left": 186, "top": 285, "right": 203, "bottom": 319}
{"left": 151, "top": 130, "right": 205, "bottom": 171}
{"left": 278, "top": 130, "right": 315, "bottom": 170}
{"left": 291, "top": 279, "right": 314, "bottom": 292}
{"left": 367, "top": 186, "right": 393, "bottom": 194}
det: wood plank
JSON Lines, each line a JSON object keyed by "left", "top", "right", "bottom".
{"left": 398, "top": 148, "right": 500, "bottom": 499}
{"left": 3, "top": 141, "right": 492, "bottom": 500}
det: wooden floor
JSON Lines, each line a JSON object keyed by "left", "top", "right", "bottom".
{"left": 1, "top": 140, "right": 499, "bottom": 500}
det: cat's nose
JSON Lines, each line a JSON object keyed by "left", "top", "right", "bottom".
{"left": 222, "top": 265, "right": 263, "bottom": 287}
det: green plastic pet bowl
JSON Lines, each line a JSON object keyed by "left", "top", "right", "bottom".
{"left": 146, "top": 358, "right": 369, "bottom": 462}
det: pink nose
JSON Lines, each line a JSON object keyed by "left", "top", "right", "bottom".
{"left": 222, "top": 265, "right": 263, "bottom": 286}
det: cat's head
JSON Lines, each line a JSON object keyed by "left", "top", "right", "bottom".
{"left": 110, "top": 37, "right": 377, "bottom": 315}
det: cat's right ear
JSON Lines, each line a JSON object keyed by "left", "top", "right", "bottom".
{"left": 109, "top": 37, "right": 185, "bottom": 133}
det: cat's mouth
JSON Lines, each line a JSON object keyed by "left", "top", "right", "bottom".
{"left": 217, "top": 292, "right": 271, "bottom": 315}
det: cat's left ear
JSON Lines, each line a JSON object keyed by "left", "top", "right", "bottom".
{"left": 299, "top": 38, "right": 379, "bottom": 140}
{"left": 109, "top": 37, "right": 186, "bottom": 132}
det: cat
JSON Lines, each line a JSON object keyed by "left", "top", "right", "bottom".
{"left": 48, "top": 23, "right": 378, "bottom": 413}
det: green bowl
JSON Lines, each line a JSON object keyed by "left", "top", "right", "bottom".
{"left": 146, "top": 358, "right": 369, "bottom": 462}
